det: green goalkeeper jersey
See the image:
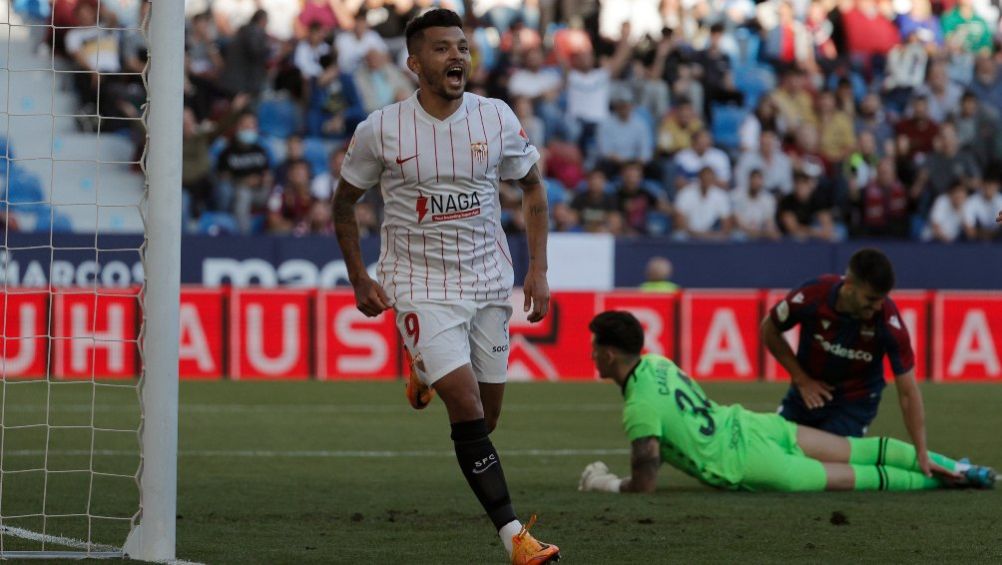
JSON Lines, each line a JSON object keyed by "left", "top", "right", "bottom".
{"left": 621, "top": 354, "right": 746, "bottom": 488}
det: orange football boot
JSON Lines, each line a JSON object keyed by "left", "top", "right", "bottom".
{"left": 511, "top": 515, "right": 560, "bottom": 565}
{"left": 404, "top": 352, "right": 434, "bottom": 410}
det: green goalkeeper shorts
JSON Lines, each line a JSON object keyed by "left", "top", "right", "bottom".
{"left": 735, "top": 411, "right": 829, "bottom": 492}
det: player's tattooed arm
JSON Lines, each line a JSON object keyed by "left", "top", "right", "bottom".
{"left": 333, "top": 179, "right": 391, "bottom": 316}
{"left": 517, "top": 164, "right": 548, "bottom": 221}
{"left": 518, "top": 163, "right": 551, "bottom": 323}
{"left": 333, "top": 180, "right": 367, "bottom": 281}
{"left": 621, "top": 436, "right": 660, "bottom": 493}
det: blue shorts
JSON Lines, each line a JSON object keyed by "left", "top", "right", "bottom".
{"left": 778, "top": 388, "right": 880, "bottom": 437}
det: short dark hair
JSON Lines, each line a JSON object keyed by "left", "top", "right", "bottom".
{"left": 405, "top": 8, "right": 464, "bottom": 54}
{"left": 589, "top": 311, "right": 644, "bottom": 355}
{"left": 848, "top": 248, "right": 895, "bottom": 295}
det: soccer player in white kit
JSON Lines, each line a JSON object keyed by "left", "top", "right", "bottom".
{"left": 332, "top": 9, "right": 560, "bottom": 565}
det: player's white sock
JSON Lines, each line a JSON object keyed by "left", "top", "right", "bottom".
{"left": 499, "top": 519, "right": 522, "bottom": 556}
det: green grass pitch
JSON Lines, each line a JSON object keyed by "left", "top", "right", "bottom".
{"left": 2, "top": 381, "right": 1001, "bottom": 563}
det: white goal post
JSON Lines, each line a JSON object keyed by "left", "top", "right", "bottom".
{"left": 0, "top": 0, "right": 182, "bottom": 561}
{"left": 123, "top": 0, "right": 183, "bottom": 561}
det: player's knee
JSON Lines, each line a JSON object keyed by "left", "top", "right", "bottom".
{"left": 444, "top": 393, "right": 484, "bottom": 422}
{"left": 484, "top": 409, "right": 501, "bottom": 434}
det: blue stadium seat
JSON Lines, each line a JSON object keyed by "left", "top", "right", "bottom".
{"left": 6, "top": 169, "right": 44, "bottom": 204}
{"left": 910, "top": 215, "right": 926, "bottom": 241}
{"left": 257, "top": 97, "right": 302, "bottom": 139}
{"left": 208, "top": 137, "right": 228, "bottom": 169}
{"left": 733, "top": 64, "right": 775, "bottom": 109}
{"left": 0, "top": 136, "right": 13, "bottom": 179}
{"left": 710, "top": 105, "right": 747, "bottom": 151}
{"left": 13, "top": 0, "right": 50, "bottom": 18}
{"left": 33, "top": 209, "right": 73, "bottom": 232}
{"left": 641, "top": 179, "right": 668, "bottom": 199}
{"left": 303, "top": 137, "right": 332, "bottom": 175}
{"left": 249, "top": 214, "right": 267, "bottom": 235}
{"left": 544, "top": 177, "right": 568, "bottom": 205}
{"left": 262, "top": 135, "right": 287, "bottom": 163}
{"left": 197, "top": 212, "right": 239, "bottom": 236}
{"left": 472, "top": 27, "right": 498, "bottom": 72}
{"left": 646, "top": 211, "right": 672, "bottom": 236}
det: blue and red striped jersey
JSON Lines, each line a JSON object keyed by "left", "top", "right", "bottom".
{"left": 769, "top": 275, "right": 914, "bottom": 401}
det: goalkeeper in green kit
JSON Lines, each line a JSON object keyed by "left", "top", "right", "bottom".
{"left": 578, "top": 311, "right": 997, "bottom": 494}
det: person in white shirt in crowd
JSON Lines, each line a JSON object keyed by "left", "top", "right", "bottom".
{"left": 738, "top": 96, "right": 785, "bottom": 153}
{"left": 311, "top": 146, "right": 347, "bottom": 202}
{"left": 65, "top": 1, "right": 121, "bottom": 76}
{"left": 336, "top": 14, "right": 390, "bottom": 73}
{"left": 563, "top": 22, "right": 634, "bottom": 152}
{"left": 963, "top": 176, "right": 1002, "bottom": 240}
{"left": 884, "top": 30, "right": 929, "bottom": 92}
{"left": 673, "top": 129, "right": 731, "bottom": 187}
{"left": 354, "top": 47, "right": 414, "bottom": 113}
{"left": 595, "top": 88, "right": 654, "bottom": 176}
{"left": 508, "top": 46, "right": 563, "bottom": 100}
{"left": 513, "top": 96, "right": 546, "bottom": 147}
{"left": 672, "top": 166, "right": 734, "bottom": 240}
{"left": 924, "top": 180, "right": 969, "bottom": 242}
{"left": 508, "top": 46, "right": 564, "bottom": 141}
{"left": 260, "top": 0, "right": 300, "bottom": 41}
{"left": 213, "top": 0, "right": 259, "bottom": 39}
{"left": 916, "top": 60, "right": 962, "bottom": 124}
{"left": 733, "top": 168, "right": 781, "bottom": 240}
{"left": 734, "top": 129, "right": 793, "bottom": 197}
{"left": 598, "top": 0, "right": 664, "bottom": 42}
{"left": 294, "top": 22, "right": 332, "bottom": 79}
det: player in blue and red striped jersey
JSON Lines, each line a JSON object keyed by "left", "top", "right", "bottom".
{"left": 761, "top": 248, "right": 938, "bottom": 475}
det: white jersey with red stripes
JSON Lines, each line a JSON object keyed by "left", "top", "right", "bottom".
{"left": 340, "top": 91, "right": 539, "bottom": 303}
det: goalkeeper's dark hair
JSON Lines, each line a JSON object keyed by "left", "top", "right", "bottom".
{"left": 848, "top": 248, "right": 895, "bottom": 295}
{"left": 405, "top": 8, "right": 464, "bottom": 54}
{"left": 589, "top": 311, "right": 644, "bottom": 355}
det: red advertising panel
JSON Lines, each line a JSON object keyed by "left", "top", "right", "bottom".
{"left": 933, "top": 293, "right": 1002, "bottom": 382}
{"left": 680, "top": 290, "right": 760, "bottom": 381}
{"left": 884, "top": 291, "right": 929, "bottom": 381}
{"left": 53, "top": 288, "right": 139, "bottom": 380}
{"left": 0, "top": 290, "right": 50, "bottom": 378}
{"left": 229, "top": 289, "right": 312, "bottom": 380}
{"left": 178, "top": 288, "right": 225, "bottom": 380}
{"left": 763, "top": 289, "right": 798, "bottom": 382}
{"left": 597, "top": 292, "right": 676, "bottom": 360}
{"left": 508, "top": 290, "right": 596, "bottom": 380}
{"left": 316, "top": 291, "right": 400, "bottom": 380}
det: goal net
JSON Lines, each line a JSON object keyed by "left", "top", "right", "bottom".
{"left": 0, "top": 0, "right": 180, "bottom": 560}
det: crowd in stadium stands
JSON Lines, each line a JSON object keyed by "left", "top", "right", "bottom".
{"left": 17, "top": 0, "right": 1002, "bottom": 241}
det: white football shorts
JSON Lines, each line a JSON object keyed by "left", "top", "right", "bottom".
{"left": 394, "top": 299, "right": 512, "bottom": 386}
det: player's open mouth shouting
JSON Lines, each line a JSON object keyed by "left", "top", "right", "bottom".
{"left": 446, "top": 64, "right": 465, "bottom": 89}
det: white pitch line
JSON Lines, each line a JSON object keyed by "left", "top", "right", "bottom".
{"left": 0, "top": 402, "right": 783, "bottom": 414}
{"left": 3, "top": 448, "right": 629, "bottom": 459}
{"left": 0, "top": 524, "right": 120, "bottom": 553}
{"left": 0, "top": 525, "right": 205, "bottom": 565}
{"left": 0, "top": 402, "right": 624, "bottom": 414}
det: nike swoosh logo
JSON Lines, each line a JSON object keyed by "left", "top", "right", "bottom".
{"left": 472, "top": 460, "right": 498, "bottom": 474}
{"left": 395, "top": 154, "right": 418, "bottom": 164}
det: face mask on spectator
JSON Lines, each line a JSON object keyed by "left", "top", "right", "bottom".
{"left": 237, "top": 129, "right": 258, "bottom": 145}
